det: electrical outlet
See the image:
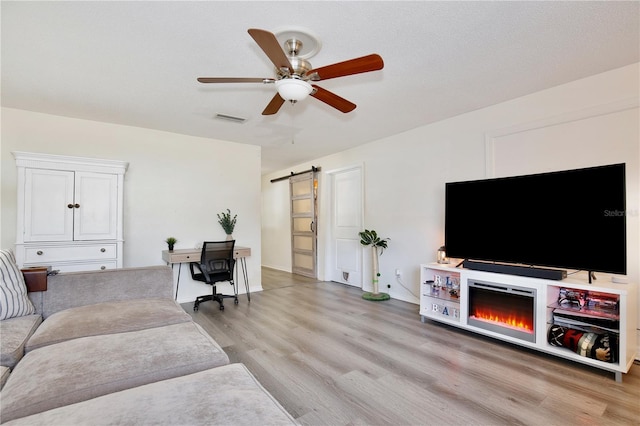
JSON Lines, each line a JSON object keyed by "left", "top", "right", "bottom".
{"left": 395, "top": 268, "right": 401, "bottom": 277}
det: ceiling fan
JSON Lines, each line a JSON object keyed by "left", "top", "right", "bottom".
{"left": 197, "top": 28, "right": 384, "bottom": 115}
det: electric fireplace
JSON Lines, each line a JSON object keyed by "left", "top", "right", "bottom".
{"left": 467, "top": 280, "right": 536, "bottom": 343}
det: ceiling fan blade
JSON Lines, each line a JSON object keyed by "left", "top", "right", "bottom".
{"left": 262, "top": 93, "right": 286, "bottom": 115}
{"left": 311, "top": 85, "right": 356, "bottom": 113}
{"left": 306, "top": 54, "right": 384, "bottom": 81}
{"left": 197, "top": 77, "right": 272, "bottom": 83}
{"left": 248, "top": 28, "right": 293, "bottom": 73}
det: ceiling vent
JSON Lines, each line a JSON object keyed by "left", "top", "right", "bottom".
{"left": 214, "top": 113, "right": 247, "bottom": 124}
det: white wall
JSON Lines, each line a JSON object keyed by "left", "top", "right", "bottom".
{"left": 262, "top": 63, "right": 639, "bottom": 308}
{"left": 1, "top": 108, "right": 262, "bottom": 303}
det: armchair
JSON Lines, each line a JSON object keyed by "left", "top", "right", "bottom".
{"left": 189, "top": 241, "right": 237, "bottom": 311}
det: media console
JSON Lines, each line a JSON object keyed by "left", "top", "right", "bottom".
{"left": 419, "top": 262, "right": 637, "bottom": 382}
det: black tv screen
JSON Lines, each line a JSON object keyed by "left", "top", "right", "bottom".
{"left": 445, "top": 163, "right": 626, "bottom": 275}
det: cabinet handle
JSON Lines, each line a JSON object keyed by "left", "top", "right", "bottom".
{"left": 100, "top": 248, "right": 106, "bottom": 253}
{"left": 100, "top": 266, "right": 106, "bottom": 270}
{"left": 74, "top": 203, "right": 80, "bottom": 209}
{"left": 68, "top": 204, "right": 74, "bottom": 209}
{"left": 37, "top": 250, "right": 43, "bottom": 255}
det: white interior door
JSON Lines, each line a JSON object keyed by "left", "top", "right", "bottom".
{"left": 329, "top": 166, "right": 363, "bottom": 287}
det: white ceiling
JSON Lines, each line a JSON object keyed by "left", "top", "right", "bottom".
{"left": 2, "top": 1, "right": 638, "bottom": 174}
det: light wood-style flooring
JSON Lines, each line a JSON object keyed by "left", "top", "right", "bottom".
{"left": 185, "top": 267, "right": 640, "bottom": 426}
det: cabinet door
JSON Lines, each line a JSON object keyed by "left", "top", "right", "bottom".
{"left": 73, "top": 172, "right": 118, "bottom": 240}
{"left": 24, "top": 169, "right": 75, "bottom": 242}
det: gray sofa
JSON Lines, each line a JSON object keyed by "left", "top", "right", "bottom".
{"left": 0, "top": 265, "right": 296, "bottom": 425}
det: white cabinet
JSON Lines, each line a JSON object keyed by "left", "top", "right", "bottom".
{"left": 420, "top": 263, "right": 637, "bottom": 381}
{"left": 13, "top": 152, "right": 128, "bottom": 272}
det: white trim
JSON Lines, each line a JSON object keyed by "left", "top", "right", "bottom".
{"left": 12, "top": 151, "right": 129, "bottom": 175}
{"left": 484, "top": 97, "right": 639, "bottom": 178}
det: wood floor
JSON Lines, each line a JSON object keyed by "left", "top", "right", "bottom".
{"left": 185, "top": 268, "right": 640, "bottom": 426}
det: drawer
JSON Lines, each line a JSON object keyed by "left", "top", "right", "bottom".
{"left": 167, "top": 253, "right": 200, "bottom": 263}
{"left": 53, "top": 261, "right": 118, "bottom": 273}
{"left": 24, "top": 244, "right": 117, "bottom": 263}
{"left": 234, "top": 247, "right": 251, "bottom": 258}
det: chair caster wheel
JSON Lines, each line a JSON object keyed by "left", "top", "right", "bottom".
{"left": 219, "top": 305, "right": 224, "bottom": 310}
{"left": 193, "top": 305, "right": 199, "bottom": 312}
{"left": 234, "top": 298, "right": 239, "bottom": 305}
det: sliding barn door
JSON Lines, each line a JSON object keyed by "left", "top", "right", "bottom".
{"left": 290, "top": 171, "right": 317, "bottom": 278}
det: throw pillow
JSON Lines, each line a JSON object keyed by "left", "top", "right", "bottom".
{"left": 0, "top": 249, "right": 36, "bottom": 320}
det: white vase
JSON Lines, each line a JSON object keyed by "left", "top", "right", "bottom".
{"left": 226, "top": 234, "right": 233, "bottom": 241}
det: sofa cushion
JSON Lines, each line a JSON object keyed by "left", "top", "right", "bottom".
{"left": 0, "top": 366, "right": 9, "bottom": 390}
{"left": 25, "top": 298, "right": 191, "bottom": 352}
{"left": 40, "top": 266, "right": 175, "bottom": 318}
{"left": 2, "top": 364, "right": 297, "bottom": 426}
{"left": 0, "top": 321, "right": 229, "bottom": 422}
{"left": 0, "top": 249, "right": 36, "bottom": 320}
{"left": 0, "top": 314, "right": 42, "bottom": 369}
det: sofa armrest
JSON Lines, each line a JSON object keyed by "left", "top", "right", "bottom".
{"left": 35, "top": 266, "right": 174, "bottom": 318}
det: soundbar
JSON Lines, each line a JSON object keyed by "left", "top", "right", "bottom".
{"left": 462, "top": 260, "right": 567, "bottom": 281}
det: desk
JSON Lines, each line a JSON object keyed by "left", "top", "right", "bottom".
{"left": 162, "top": 247, "right": 251, "bottom": 301}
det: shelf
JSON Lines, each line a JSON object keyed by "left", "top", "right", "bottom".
{"left": 549, "top": 304, "right": 619, "bottom": 320}
{"left": 420, "top": 296, "right": 461, "bottom": 323}
{"left": 550, "top": 287, "right": 619, "bottom": 319}
{"left": 423, "top": 287, "right": 460, "bottom": 303}
{"left": 550, "top": 308, "right": 619, "bottom": 332}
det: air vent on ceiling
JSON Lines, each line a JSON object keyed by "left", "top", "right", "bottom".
{"left": 214, "top": 113, "right": 247, "bottom": 123}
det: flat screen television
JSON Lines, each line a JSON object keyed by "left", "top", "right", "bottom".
{"left": 445, "top": 163, "right": 626, "bottom": 276}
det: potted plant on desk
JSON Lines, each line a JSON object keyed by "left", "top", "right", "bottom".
{"left": 165, "top": 237, "right": 177, "bottom": 252}
{"left": 217, "top": 209, "right": 237, "bottom": 240}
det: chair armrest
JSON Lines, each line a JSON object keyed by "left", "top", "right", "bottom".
{"left": 37, "top": 266, "right": 174, "bottom": 318}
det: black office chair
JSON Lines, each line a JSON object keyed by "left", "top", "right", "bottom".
{"left": 190, "top": 240, "right": 237, "bottom": 311}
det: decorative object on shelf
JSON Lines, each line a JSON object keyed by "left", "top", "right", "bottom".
{"left": 165, "top": 237, "right": 177, "bottom": 252}
{"left": 548, "top": 325, "right": 615, "bottom": 363}
{"left": 217, "top": 209, "right": 237, "bottom": 240}
{"left": 437, "top": 246, "right": 449, "bottom": 264}
{"left": 358, "top": 229, "right": 390, "bottom": 301}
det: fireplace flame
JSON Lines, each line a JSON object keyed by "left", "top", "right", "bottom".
{"left": 471, "top": 309, "right": 533, "bottom": 333}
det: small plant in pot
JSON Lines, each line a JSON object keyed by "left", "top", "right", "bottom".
{"left": 359, "top": 229, "right": 390, "bottom": 301}
{"left": 165, "top": 237, "right": 177, "bottom": 251}
{"left": 217, "top": 209, "right": 237, "bottom": 240}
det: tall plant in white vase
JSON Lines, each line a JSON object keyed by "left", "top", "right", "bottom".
{"left": 217, "top": 209, "right": 237, "bottom": 240}
{"left": 359, "top": 229, "right": 390, "bottom": 301}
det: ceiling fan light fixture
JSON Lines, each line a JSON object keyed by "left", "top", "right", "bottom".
{"left": 276, "top": 78, "right": 313, "bottom": 102}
